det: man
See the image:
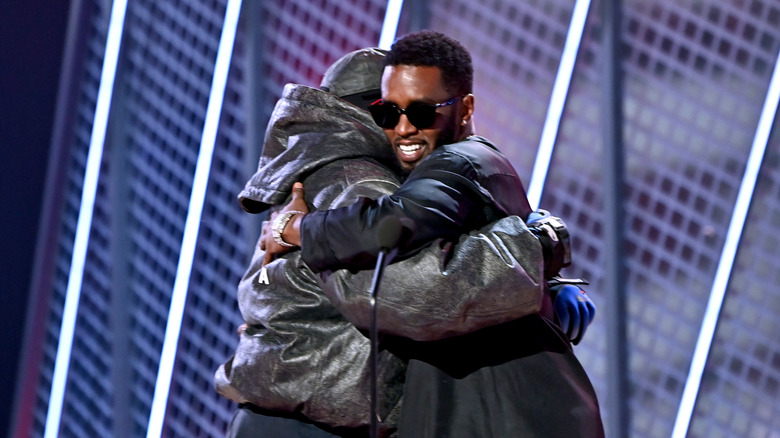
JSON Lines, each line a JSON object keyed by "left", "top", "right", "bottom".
{"left": 264, "top": 31, "right": 604, "bottom": 437}
{"left": 216, "top": 47, "right": 588, "bottom": 437}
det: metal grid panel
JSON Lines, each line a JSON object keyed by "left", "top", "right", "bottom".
{"left": 119, "top": 1, "right": 226, "bottom": 435}
{"left": 31, "top": 0, "right": 227, "bottom": 435}
{"left": 28, "top": 1, "right": 111, "bottom": 436}
{"left": 60, "top": 213, "right": 113, "bottom": 438}
{"left": 160, "top": 24, "right": 250, "bottom": 436}
{"left": 690, "top": 118, "right": 780, "bottom": 438}
{"left": 255, "top": 0, "right": 387, "bottom": 114}
{"left": 417, "top": 0, "right": 577, "bottom": 179}
{"left": 540, "top": 0, "right": 780, "bottom": 436}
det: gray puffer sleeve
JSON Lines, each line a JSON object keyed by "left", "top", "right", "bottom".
{"left": 320, "top": 215, "right": 546, "bottom": 342}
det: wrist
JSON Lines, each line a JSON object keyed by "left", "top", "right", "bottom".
{"left": 528, "top": 215, "right": 571, "bottom": 278}
{"left": 284, "top": 212, "right": 304, "bottom": 246}
{"left": 272, "top": 210, "right": 305, "bottom": 247}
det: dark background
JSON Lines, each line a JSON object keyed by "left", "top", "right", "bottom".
{"left": 0, "top": 0, "right": 70, "bottom": 434}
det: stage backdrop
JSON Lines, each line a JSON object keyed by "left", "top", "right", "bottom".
{"left": 13, "top": 1, "right": 780, "bottom": 437}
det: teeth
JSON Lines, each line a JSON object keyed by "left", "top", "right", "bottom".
{"left": 399, "top": 144, "right": 422, "bottom": 155}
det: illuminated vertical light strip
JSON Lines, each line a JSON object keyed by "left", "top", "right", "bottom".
{"left": 526, "top": 0, "right": 592, "bottom": 210}
{"left": 43, "top": 1, "right": 129, "bottom": 437}
{"left": 145, "top": 0, "right": 242, "bottom": 436}
{"left": 671, "top": 48, "right": 780, "bottom": 438}
{"left": 378, "top": 0, "right": 404, "bottom": 49}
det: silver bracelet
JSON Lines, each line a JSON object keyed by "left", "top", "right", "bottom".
{"left": 271, "top": 210, "right": 305, "bottom": 248}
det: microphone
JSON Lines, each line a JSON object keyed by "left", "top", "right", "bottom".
{"left": 375, "top": 214, "right": 405, "bottom": 260}
{"left": 369, "top": 215, "right": 413, "bottom": 438}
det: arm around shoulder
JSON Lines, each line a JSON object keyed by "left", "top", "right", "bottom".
{"left": 319, "top": 215, "right": 546, "bottom": 341}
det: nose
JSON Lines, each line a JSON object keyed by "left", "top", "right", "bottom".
{"left": 395, "top": 113, "right": 418, "bottom": 137}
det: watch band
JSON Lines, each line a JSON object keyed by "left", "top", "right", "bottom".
{"left": 271, "top": 210, "right": 305, "bottom": 248}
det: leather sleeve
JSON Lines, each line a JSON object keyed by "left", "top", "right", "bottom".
{"left": 319, "top": 215, "right": 546, "bottom": 341}
{"left": 300, "top": 156, "right": 494, "bottom": 273}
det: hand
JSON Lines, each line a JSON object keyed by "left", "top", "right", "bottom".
{"left": 552, "top": 284, "right": 596, "bottom": 345}
{"left": 237, "top": 323, "right": 247, "bottom": 337}
{"left": 260, "top": 182, "right": 309, "bottom": 265}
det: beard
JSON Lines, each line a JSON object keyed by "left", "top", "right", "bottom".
{"left": 435, "top": 114, "right": 460, "bottom": 148}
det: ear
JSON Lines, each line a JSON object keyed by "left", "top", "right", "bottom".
{"left": 460, "top": 94, "right": 475, "bottom": 125}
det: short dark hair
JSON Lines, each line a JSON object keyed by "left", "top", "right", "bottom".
{"left": 385, "top": 30, "right": 473, "bottom": 96}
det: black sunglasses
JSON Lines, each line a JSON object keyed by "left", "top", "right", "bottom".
{"left": 369, "top": 96, "right": 461, "bottom": 129}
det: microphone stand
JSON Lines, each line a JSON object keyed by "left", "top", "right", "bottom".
{"left": 368, "top": 249, "right": 391, "bottom": 438}
{"left": 367, "top": 215, "right": 412, "bottom": 438}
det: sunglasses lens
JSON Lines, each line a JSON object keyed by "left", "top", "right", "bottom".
{"left": 369, "top": 103, "right": 399, "bottom": 129}
{"left": 368, "top": 101, "right": 441, "bottom": 129}
{"left": 405, "top": 103, "right": 437, "bottom": 129}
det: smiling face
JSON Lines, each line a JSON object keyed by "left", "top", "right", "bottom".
{"left": 380, "top": 65, "right": 474, "bottom": 172}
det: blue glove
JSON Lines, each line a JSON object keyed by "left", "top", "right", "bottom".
{"left": 553, "top": 284, "right": 596, "bottom": 345}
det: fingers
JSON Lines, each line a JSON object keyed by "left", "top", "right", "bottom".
{"left": 568, "top": 306, "right": 581, "bottom": 343}
{"left": 554, "top": 285, "right": 585, "bottom": 343}
{"left": 571, "top": 302, "right": 585, "bottom": 345}
{"left": 555, "top": 303, "right": 571, "bottom": 339}
{"left": 572, "top": 290, "right": 595, "bottom": 345}
{"left": 287, "top": 182, "right": 309, "bottom": 215}
{"left": 237, "top": 323, "right": 248, "bottom": 336}
{"left": 259, "top": 220, "right": 268, "bottom": 251}
{"left": 261, "top": 217, "right": 273, "bottom": 265}
{"left": 586, "top": 300, "right": 596, "bottom": 318}
{"left": 260, "top": 215, "right": 278, "bottom": 260}
{"left": 291, "top": 182, "right": 305, "bottom": 200}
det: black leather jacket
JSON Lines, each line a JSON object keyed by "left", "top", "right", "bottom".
{"left": 295, "top": 135, "right": 604, "bottom": 437}
{"left": 215, "top": 86, "right": 548, "bottom": 435}
{"left": 300, "top": 136, "right": 534, "bottom": 272}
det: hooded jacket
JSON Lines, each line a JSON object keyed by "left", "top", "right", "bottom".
{"left": 215, "top": 83, "right": 555, "bottom": 435}
{"left": 215, "top": 83, "right": 404, "bottom": 435}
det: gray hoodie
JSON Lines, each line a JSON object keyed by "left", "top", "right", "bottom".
{"left": 215, "top": 83, "right": 405, "bottom": 435}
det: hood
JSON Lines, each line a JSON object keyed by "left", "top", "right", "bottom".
{"left": 320, "top": 47, "right": 387, "bottom": 111}
{"left": 238, "top": 83, "right": 398, "bottom": 213}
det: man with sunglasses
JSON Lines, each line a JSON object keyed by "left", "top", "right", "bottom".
{"left": 217, "top": 47, "right": 593, "bottom": 437}
{"left": 263, "top": 31, "right": 604, "bottom": 437}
